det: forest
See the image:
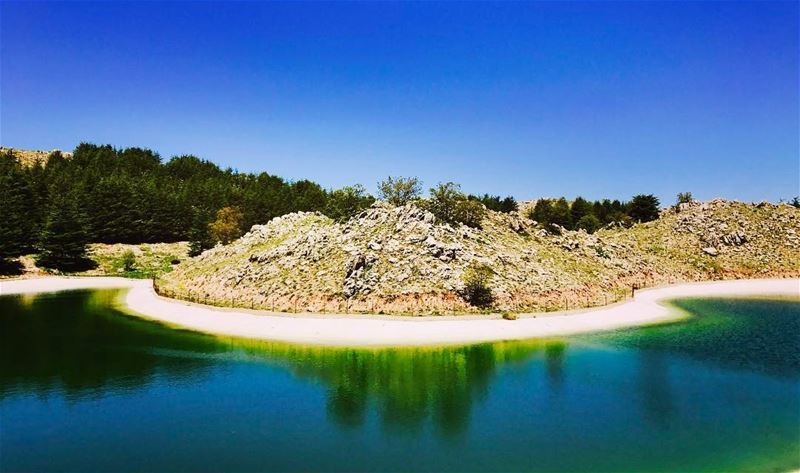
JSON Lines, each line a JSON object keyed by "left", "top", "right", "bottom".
{"left": 1, "top": 143, "right": 671, "bottom": 270}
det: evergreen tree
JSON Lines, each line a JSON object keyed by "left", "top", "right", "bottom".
{"left": 570, "top": 197, "right": 592, "bottom": 228}
{"left": 627, "top": 194, "right": 661, "bottom": 222}
{"left": 467, "top": 194, "right": 518, "bottom": 213}
{"left": 0, "top": 152, "right": 36, "bottom": 261}
{"left": 498, "top": 196, "right": 518, "bottom": 213}
{"left": 36, "top": 191, "right": 92, "bottom": 271}
{"left": 551, "top": 198, "right": 572, "bottom": 229}
{"left": 188, "top": 208, "right": 213, "bottom": 256}
{"left": 528, "top": 199, "right": 553, "bottom": 224}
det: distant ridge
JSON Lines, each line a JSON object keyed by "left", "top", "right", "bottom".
{"left": 0, "top": 147, "right": 73, "bottom": 167}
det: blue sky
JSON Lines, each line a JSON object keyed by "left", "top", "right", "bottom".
{"left": 1, "top": 1, "right": 797, "bottom": 204}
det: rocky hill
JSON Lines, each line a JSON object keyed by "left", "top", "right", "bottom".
{"left": 158, "top": 199, "right": 800, "bottom": 315}
{"left": 0, "top": 147, "right": 72, "bottom": 167}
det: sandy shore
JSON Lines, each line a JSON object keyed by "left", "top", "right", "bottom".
{"left": 2, "top": 276, "right": 798, "bottom": 347}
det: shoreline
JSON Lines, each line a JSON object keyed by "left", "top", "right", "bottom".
{"left": 1, "top": 276, "right": 798, "bottom": 347}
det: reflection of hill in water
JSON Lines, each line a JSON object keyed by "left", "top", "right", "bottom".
{"left": 0, "top": 290, "right": 223, "bottom": 399}
{"left": 224, "top": 338, "right": 559, "bottom": 436}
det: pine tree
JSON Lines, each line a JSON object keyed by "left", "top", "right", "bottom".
{"left": 36, "top": 192, "right": 93, "bottom": 271}
{"left": 528, "top": 199, "right": 553, "bottom": 224}
{"left": 570, "top": 197, "right": 592, "bottom": 228}
{"left": 188, "top": 207, "right": 213, "bottom": 256}
{"left": 551, "top": 198, "right": 572, "bottom": 229}
{"left": 627, "top": 194, "right": 661, "bottom": 223}
{"left": 0, "top": 153, "right": 36, "bottom": 261}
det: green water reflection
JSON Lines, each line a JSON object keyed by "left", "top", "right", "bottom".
{"left": 1, "top": 290, "right": 798, "bottom": 472}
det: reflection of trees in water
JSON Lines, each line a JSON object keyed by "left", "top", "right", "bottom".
{"left": 2, "top": 290, "right": 571, "bottom": 437}
{"left": 0, "top": 290, "right": 222, "bottom": 399}
{"left": 545, "top": 342, "right": 567, "bottom": 389}
{"left": 229, "top": 339, "right": 551, "bottom": 436}
{"left": 637, "top": 350, "right": 674, "bottom": 429}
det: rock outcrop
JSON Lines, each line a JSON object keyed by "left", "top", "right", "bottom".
{"left": 159, "top": 199, "right": 800, "bottom": 314}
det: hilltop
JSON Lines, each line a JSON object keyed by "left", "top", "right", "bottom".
{"left": 158, "top": 199, "right": 800, "bottom": 314}
{"left": 0, "top": 147, "right": 72, "bottom": 167}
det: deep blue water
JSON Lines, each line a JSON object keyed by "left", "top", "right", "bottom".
{"left": 1, "top": 290, "right": 798, "bottom": 472}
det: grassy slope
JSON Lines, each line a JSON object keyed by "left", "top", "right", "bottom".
{"left": 8, "top": 242, "right": 189, "bottom": 280}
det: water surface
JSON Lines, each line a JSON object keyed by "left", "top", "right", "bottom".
{"left": 1, "top": 290, "right": 798, "bottom": 472}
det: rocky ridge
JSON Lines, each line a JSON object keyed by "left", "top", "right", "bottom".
{"left": 159, "top": 199, "right": 800, "bottom": 314}
{"left": 0, "top": 147, "right": 72, "bottom": 167}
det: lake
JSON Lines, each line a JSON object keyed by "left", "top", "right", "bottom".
{"left": 1, "top": 290, "right": 798, "bottom": 472}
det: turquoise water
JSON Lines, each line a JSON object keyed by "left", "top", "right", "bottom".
{"left": 1, "top": 290, "right": 798, "bottom": 472}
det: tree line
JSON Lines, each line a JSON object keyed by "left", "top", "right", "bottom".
{"left": 527, "top": 194, "right": 662, "bottom": 234}
{"left": 0, "top": 144, "right": 520, "bottom": 270}
{"left": 0, "top": 144, "right": 373, "bottom": 269}
{"left": 0, "top": 142, "right": 672, "bottom": 271}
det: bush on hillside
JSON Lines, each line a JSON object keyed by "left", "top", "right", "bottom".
{"left": 576, "top": 214, "right": 601, "bottom": 233}
{"left": 208, "top": 206, "right": 244, "bottom": 245}
{"left": 453, "top": 199, "right": 486, "bottom": 228}
{"left": 677, "top": 192, "right": 693, "bottom": 205}
{"left": 423, "top": 182, "right": 486, "bottom": 228}
{"left": 121, "top": 250, "right": 136, "bottom": 271}
{"left": 324, "top": 185, "right": 375, "bottom": 222}
{"left": 460, "top": 263, "right": 494, "bottom": 308}
{"left": 377, "top": 176, "right": 422, "bottom": 206}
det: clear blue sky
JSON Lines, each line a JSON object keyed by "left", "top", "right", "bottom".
{"left": 1, "top": 1, "right": 798, "bottom": 204}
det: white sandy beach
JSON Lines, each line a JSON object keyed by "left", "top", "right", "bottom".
{"left": 2, "top": 276, "right": 798, "bottom": 347}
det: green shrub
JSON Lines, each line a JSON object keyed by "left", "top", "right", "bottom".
{"left": 324, "top": 184, "right": 375, "bottom": 222}
{"left": 424, "top": 182, "right": 486, "bottom": 228}
{"left": 208, "top": 206, "right": 244, "bottom": 245}
{"left": 453, "top": 199, "right": 486, "bottom": 228}
{"left": 676, "top": 192, "right": 693, "bottom": 205}
{"left": 501, "top": 311, "right": 518, "bottom": 320}
{"left": 377, "top": 176, "right": 422, "bottom": 206}
{"left": 121, "top": 250, "right": 136, "bottom": 272}
{"left": 576, "top": 214, "right": 601, "bottom": 234}
{"left": 460, "top": 263, "right": 494, "bottom": 307}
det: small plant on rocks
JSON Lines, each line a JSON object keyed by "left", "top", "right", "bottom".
{"left": 121, "top": 250, "right": 136, "bottom": 272}
{"left": 502, "top": 311, "right": 518, "bottom": 320}
{"left": 460, "top": 262, "right": 495, "bottom": 308}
